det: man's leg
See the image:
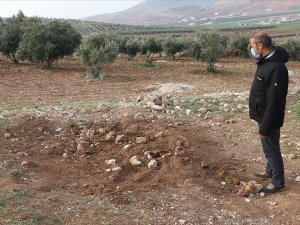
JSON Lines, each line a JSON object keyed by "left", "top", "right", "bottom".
{"left": 260, "top": 128, "right": 285, "bottom": 188}
{"left": 266, "top": 161, "right": 272, "bottom": 177}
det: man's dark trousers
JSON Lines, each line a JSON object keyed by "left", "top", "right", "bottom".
{"left": 260, "top": 125, "right": 285, "bottom": 188}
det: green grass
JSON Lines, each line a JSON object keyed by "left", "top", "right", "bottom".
{"left": 271, "top": 22, "right": 300, "bottom": 30}
{"left": 293, "top": 101, "right": 300, "bottom": 117}
{"left": 0, "top": 120, "right": 9, "bottom": 129}
{"left": 0, "top": 99, "right": 121, "bottom": 119}
{"left": 289, "top": 6, "right": 300, "bottom": 10}
{"left": 0, "top": 194, "right": 8, "bottom": 207}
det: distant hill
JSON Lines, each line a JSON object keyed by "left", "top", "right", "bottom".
{"left": 83, "top": 0, "right": 300, "bottom": 26}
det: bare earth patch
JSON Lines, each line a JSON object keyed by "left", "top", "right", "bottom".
{"left": 0, "top": 55, "right": 300, "bottom": 224}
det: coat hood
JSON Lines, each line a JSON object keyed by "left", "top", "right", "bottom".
{"left": 260, "top": 46, "right": 289, "bottom": 64}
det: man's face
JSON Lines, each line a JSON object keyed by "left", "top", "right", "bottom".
{"left": 250, "top": 38, "right": 263, "bottom": 55}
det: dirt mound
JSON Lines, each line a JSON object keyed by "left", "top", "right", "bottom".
{"left": 0, "top": 114, "right": 245, "bottom": 197}
{"left": 143, "top": 83, "right": 195, "bottom": 95}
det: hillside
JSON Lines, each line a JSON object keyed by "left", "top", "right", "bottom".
{"left": 83, "top": 0, "right": 300, "bottom": 25}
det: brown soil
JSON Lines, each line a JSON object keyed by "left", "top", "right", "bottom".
{"left": 0, "top": 55, "right": 300, "bottom": 225}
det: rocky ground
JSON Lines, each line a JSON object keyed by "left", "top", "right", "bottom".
{"left": 0, "top": 55, "right": 299, "bottom": 225}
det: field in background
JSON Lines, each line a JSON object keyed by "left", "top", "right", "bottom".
{"left": 0, "top": 52, "right": 300, "bottom": 224}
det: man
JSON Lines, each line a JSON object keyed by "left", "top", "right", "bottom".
{"left": 249, "top": 31, "right": 289, "bottom": 194}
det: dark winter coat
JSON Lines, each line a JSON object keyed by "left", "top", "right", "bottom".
{"left": 249, "top": 46, "right": 289, "bottom": 136}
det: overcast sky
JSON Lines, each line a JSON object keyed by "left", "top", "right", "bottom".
{"left": 0, "top": 1, "right": 143, "bottom": 19}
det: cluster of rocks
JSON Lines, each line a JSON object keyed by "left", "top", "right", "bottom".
{"left": 237, "top": 180, "right": 264, "bottom": 197}
{"left": 136, "top": 91, "right": 250, "bottom": 119}
{"left": 137, "top": 94, "right": 164, "bottom": 111}
{"left": 73, "top": 123, "right": 189, "bottom": 172}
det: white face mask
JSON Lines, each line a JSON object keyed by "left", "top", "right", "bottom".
{"left": 250, "top": 48, "right": 261, "bottom": 59}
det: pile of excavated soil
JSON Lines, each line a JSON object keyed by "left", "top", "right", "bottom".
{"left": 0, "top": 114, "right": 245, "bottom": 197}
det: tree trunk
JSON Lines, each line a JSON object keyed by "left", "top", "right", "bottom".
{"left": 46, "top": 58, "right": 54, "bottom": 67}
{"left": 9, "top": 53, "right": 19, "bottom": 64}
{"left": 146, "top": 52, "right": 152, "bottom": 64}
{"left": 207, "top": 61, "right": 215, "bottom": 73}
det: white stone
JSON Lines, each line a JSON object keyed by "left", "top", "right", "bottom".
{"left": 186, "top": 109, "right": 192, "bottom": 115}
{"left": 115, "top": 135, "right": 125, "bottom": 144}
{"left": 130, "top": 156, "right": 142, "bottom": 166}
{"left": 112, "top": 167, "right": 122, "bottom": 172}
{"left": 136, "top": 137, "right": 147, "bottom": 144}
{"left": 56, "top": 128, "right": 62, "bottom": 132}
{"left": 21, "top": 161, "right": 29, "bottom": 167}
{"left": 98, "top": 128, "right": 106, "bottom": 135}
{"left": 105, "top": 168, "right": 112, "bottom": 172}
{"left": 62, "top": 153, "right": 68, "bottom": 158}
{"left": 175, "top": 106, "right": 181, "bottom": 110}
{"left": 137, "top": 94, "right": 145, "bottom": 102}
{"left": 4, "top": 133, "right": 11, "bottom": 138}
{"left": 260, "top": 192, "right": 265, "bottom": 197}
{"left": 221, "top": 182, "right": 226, "bottom": 186}
{"left": 178, "top": 219, "right": 186, "bottom": 224}
{"left": 152, "top": 104, "right": 164, "bottom": 111}
{"left": 122, "top": 144, "right": 133, "bottom": 150}
{"left": 256, "top": 157, "right": 263, "bottom": 163}
{"left": 155, "top": 132, "right": 163, "bottom": 138}
{"left": 295, "top": 176, "right": 300, "bottom": 182}
{"left": 198, "top": 108, "right": 207, "bottom": 113}
{"left": 105, "top": 159, "right": 116, "bottom": 166}
{"left": 245, "top": 198, "right": 251, "bottom": 203}
{"left": 237, "top": 104, "right": 243, "bottom": 109}
{"left": 287, "top": 153, "right": 296, "bottom": 159}
{"left": 148, "top": 159, "right": 158, "bottom": 169}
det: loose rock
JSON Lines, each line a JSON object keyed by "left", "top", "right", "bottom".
{"left": 112, "top": 167, "right": 122, "bottom": 172}
{"left": 21, "top": 161, "right": 29, "bottom": 167}
{"left": 136, "top": 137, "right": 147, "bottom": 144}
{"left": 122, "top": 144, "right": 133, "bottom": 151}
{"left": 198, "top": 108, "right": 207, "bottom": 114}
{"left": 201, "top": 161, "right": 209, "bottom": 168}
{"left": 130, "top": 156, "right": 142, "bottom": 166}
{"left": 148, "top": 159, "right": 158, "bottom": 169}
{"left": 105, "top": 159, "right": 116, "bottom": 166}
{"left": 186, "top": 109, "right": 192, "bottom": 115}
{"left": 115, "top": 135, "right": 125, "bottom": 144}
{"left": 238, "top": 180, "right": 263, "bottom": 197}
{"left": 137, "top": 94, "right": 145, "bottom": 102}
{"left": 295, "top": 176, "right": 300, "bottom": 182}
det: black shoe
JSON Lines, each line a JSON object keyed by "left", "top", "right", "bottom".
{"left": 254, "top": 172, "right": 272, "bottom": 180}
{"left": 261, "top": 183, "right": 285, "bottom": 194}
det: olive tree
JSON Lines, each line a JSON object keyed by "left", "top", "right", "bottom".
{"left": 229, "top": 33, "right": 251, "bottom": 58}
{"left": 17, "top": 19, "right": 81, "bottom": 67}
{"left": 78, "top": 32, "right": 118, "bottom": 79}
{"left": 282, "top": 37, "right": 300, "bottom": 60}
{"left": 140, "top": 37, "right": 162, "bottom": 64}
{"left": 118, "top": 36, "right": 129, "bottom": 56}
{"left": 189, "top": 30, "right": 225, "bottom": 72}
{"left": 125, "top": 39, "right": 140, "bottom": 60}
{"left": 0, "top": 11, "right": 26, "bottom": 63}
{"left": 162, "top": 37, "right": 184, "bottom": 59}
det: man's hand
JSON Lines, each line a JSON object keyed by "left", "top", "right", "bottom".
{"left": 260, "top": 134, "right": 267, "bottom": 139}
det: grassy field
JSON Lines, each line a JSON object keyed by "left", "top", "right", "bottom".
{"left": 271, "top": 22, "right": 300, "bottom": 30}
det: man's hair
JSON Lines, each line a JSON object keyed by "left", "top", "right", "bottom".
{"left": 252, "top": 31, "right": 273, "bottom": 49}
